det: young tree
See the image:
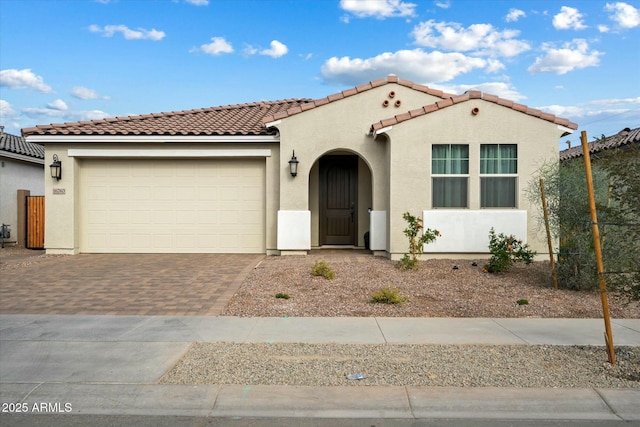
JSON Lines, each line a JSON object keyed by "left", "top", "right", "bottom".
{"left": 527, "top": 145, "right": 639, "bottom": 301}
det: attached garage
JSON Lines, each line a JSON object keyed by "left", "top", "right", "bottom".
{"left": 79, "top": 158, "right": 265, "bottom": 253}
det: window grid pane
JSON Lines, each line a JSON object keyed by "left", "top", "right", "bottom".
{"left": 480, "top": 144, "right": 517, "bottom": 174}
{"left": 433, "top": 177, "right": 468, "bottom": 208}
{"left": 481, "top": 177, "right": 517, "bottom": 207}
{"left": 432, "top": 144, "right": 469, "bottom": 174}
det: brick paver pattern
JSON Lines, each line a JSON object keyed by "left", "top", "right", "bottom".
{"left": 0, "top": 253, "right": 264, "bottom": 316}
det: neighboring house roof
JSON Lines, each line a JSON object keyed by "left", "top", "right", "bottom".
{"left": 559, "top": 127, "right": 640, "bottom": 161}
{"left": 0, "top": 127, "right": 45, "bottom": 160}
{"left": 21, "top": 99, "right": 311, "bottom": 137}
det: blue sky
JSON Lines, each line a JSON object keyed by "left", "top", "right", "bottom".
{"left": 1, "top": 0, "right": 639, "bottom": 148}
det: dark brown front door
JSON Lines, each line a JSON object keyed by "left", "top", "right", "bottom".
{"left": 320, "top": 155, "right": 358, "bottom": 245}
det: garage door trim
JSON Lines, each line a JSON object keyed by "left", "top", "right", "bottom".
{"left": 68, "top": 149, "right": 271, "bottom": 158}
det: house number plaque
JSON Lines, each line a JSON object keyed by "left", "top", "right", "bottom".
{"left": 53, "top": 188, "right": 66, "bottom": 195}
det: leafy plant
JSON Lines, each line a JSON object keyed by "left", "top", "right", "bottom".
{"left": 312, "top": 260, "right": 336, "bottom": 280}
{"left": 275, "top": 293, "right": 290, "bottom": 299}
{"left": 370, "top": 287, "right": 408, "bottom": 304}
{"left": 516, "top": 299, "right": 529, "bottom": 305}
{"left": 398, "top": 212, "right": 440, "bottom": 270}
{"left": 527, "top": 145, "right": 640, "bottom": 297}
{"left": 484, "top": 228, "right": 536, "bottom": 273}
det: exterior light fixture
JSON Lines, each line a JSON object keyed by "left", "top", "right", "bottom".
{"left": 50, "top": 154, "right": 62, "bottom": 180}
{"left": 288, "top": 151, "right": 299, "bottom": 177}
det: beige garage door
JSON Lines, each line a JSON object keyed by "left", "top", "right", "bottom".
{"left": 80, "top": 158, "right": 265, "bottom": 253}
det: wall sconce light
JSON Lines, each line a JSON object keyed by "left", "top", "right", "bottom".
{"left": 288, "top": 151, "right": 299, "bottom": 177}
{"left": 50, "top": 154, "right": 62, "bottom": 181}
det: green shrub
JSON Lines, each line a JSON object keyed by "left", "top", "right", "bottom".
{"left": 398, "top": 212, "right": 440, "bottom": 270}
{"left": 370, "top": 287, "right": 408, "bottom": 304}
{"left": 312, "top": 260, "right": 336, "bottom": 280}
{"left": 275, "top": 293, "right": 290, "bottom": 299}
{"left": 516, "top": 299, "right": 529, "bottom": 305}
{"left": 484, "top": 228, "right": 536, "bottom": 273}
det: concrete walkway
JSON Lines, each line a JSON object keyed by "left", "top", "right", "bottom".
{"left": 1, "top": 315, "right": 639, "bottom": 421}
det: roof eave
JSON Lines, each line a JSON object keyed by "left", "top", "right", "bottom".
{"left": 25, "top": 134, "right": 280, "bottom": 144}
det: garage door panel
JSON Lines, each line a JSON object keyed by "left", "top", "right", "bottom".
{"left": 80, "top": 159, "right": 265, "bottom": 253}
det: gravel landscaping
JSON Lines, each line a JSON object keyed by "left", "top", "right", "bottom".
{"left": 165, "top": 253, "right": 640, "bottom": 389}
{"left": 160, "top": 343, "right": 640, "bottom": 388}
{"left": 222, "top": 253, "right": 640, "bottom": 318}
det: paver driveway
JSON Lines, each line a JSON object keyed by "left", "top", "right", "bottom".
{"left": 0, "top": 253, "right": 264, "bottom": 316}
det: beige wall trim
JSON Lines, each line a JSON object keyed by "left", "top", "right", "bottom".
{"left": 67, "top": 149, "right": 272, "bottom": 158}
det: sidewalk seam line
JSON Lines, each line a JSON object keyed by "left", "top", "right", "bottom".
{"left": 491, "top": 318, "right": 529, "bottom": 344}
{"left": 20, "top": 382, "right": 44, "bottom": 403}
{"left": 404, "top": 386, "right": 416, "bottom": 419}
{"left": 374, "top": 317, "right": 388, "bottom": 344}
{"left": 594, "top": 388, "right": 624, "bottom": 421}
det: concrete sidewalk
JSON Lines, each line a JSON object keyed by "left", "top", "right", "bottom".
{"left": 1, "top": 315, "right": 639, "bottom": 421}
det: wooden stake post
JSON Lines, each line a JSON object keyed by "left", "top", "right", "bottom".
{"left": 539, "top": 178, "right": 558, "bottom": 290}
{"left": 581, "top": 131, "right": 616, "bottom": 364}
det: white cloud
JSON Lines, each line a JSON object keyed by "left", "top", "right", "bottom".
{"left": 23, "top": 105, "right": 109, "bottom": 122}
{"left": 47, "top": 99, "right": 68, "bottom": 111}
{"left": 588, "top": 96, "right": 640, "bottom": 105}
{"left": 185, "top": 0, "right": 209, "bottom": 5}
{"left": 527, "top": 39, "right": 602, "bottom": 75}
{"left": 0, "top": 69, "right": 53, "bottom": 93}
{"left": 339, "top": 0, "right": 417, "bottom": 19}
{"left": 598, "top": 24, "right": 611, "bottom": 32}
{"left": 605, "top": 2, "right": 640, "bottom": 29}
{"left": 412, "top": 20, "right": 530, "bottom": 57}
{"left": 260, "top": 40, "right": 288, "bottom": 58}
{"left": 195, "top": 37, "right": 234, "bottom": 55}
{"left": 71, "top": 86, "right": 109, "bottom": 100}
{"left": 89, "top": 24, "right": 165, "bottom": 40}
{"left": 0, "top": 99, "right": 16, "bottom": 117}
{"left": 505, "top": 8, "right": 526, "bottom": 22}
{"left": 435, "top": 0, "right": 450, "bottom": 8}
{"left": 321, "top": 49, "right": 487, "bottom": 86}
{"left": 552, "top": 6, "right": 587, "bottom": 30}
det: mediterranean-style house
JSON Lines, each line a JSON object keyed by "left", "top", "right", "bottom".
{"left": 0, "top": 127, "right": 45, "bottom": 247}
{"left": 22, "top": 75, "right": 577, "bottom": 258}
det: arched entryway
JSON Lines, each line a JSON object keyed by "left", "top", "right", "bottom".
{"left": 309, "top": 151, "right": 372, "bottom": 248}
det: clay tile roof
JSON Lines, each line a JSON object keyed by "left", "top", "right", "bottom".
{"left": 560, "top": 127, "right": 640, "bottom": 161}
{"left": 261, "top": 75, "right": 450, "bottom": 125}
{"left": 21, "top": 99, "right": 312, "bottom": 137}
{"left": 0, "top": 127, "right": 44, "bottom": 159}
{"left": 370, "top": 90, "right": 579, "bottom": 134}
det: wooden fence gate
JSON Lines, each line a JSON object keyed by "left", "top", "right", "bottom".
{"left": 26, "top": 196, "right": 45, "bottom": 249}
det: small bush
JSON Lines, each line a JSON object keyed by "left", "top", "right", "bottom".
{"left": 398, "top": 254, "right": 418, "bottom": 271}
{"left": 370, "top": 287, "right": 408, "bottom": 304}
{"left": 275, "top": 293, "right": 290, "bottom": 299}
{"left": 484, "top": 228, "right": 536, "bottom": 273}
{"left": 516, "top": 299, "right": 529, "bottom": 305}
{"left": 398, "top": 212, "right": 440, "bottom": 270}
{"left": 312, "top": 260, "right": 336, "bottom": 280}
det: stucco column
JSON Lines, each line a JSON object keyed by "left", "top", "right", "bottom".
{"left": 44, "top": 149, "right": 78, "bottom": 254}
{"left": 277, "top": 147, "right": 311, "bottom": 253}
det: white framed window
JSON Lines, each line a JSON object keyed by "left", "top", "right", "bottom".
{"left": 480, "top": 144, "right": 517, "bottom": 208}
{"left": 432, "top": 144, "right": 469, "bottom": 208}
